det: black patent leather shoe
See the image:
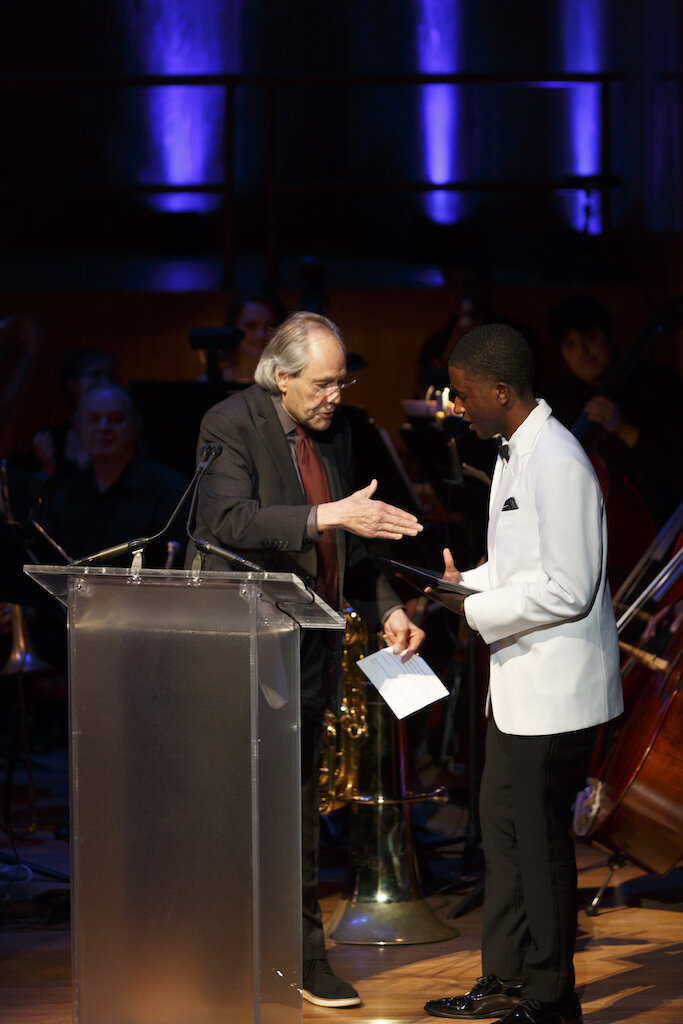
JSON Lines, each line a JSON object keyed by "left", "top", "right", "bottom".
{"left": 424, "top": 975, "right": 523, "bottom": 1019}
{"left": 497, "top": 994, "right": 583, "bottom": 1024}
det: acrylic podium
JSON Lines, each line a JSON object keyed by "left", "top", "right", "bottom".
{"left": 25, "top": 564, "right": 345, "bottom": 1024}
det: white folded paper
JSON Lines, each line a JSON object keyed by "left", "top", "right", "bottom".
{"left": 356, "top": 648, "right": 448, "bottom": 719}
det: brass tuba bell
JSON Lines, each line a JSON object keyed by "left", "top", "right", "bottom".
{"left": 0, "top": 603, "right": 55, "bottom": 678}
{"left": 321, "top": 606, "right": 457, "bottom": 944}
{"left": 0, "top": 460, "right": 55, "bottom": 679}
{"left": 319, "top": 607, "right": 370, "bottom": 813}
{"left": 0, "top": 459, "right": 58, "bottom": 832}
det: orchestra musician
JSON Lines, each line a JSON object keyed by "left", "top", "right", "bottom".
{"left": 547, "top": 294, "right": 683, "bottom": 531}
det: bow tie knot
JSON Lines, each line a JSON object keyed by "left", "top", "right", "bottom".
{"left": 497, "top": 437, "right": 510, "bottom": 461}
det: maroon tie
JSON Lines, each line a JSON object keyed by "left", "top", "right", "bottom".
{"left": 296, "top": 426, "right": 339, "bottom": 609}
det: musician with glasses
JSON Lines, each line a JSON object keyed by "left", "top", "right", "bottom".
{"left": 186, "top": 310, "right": 425, "bottom": 1009}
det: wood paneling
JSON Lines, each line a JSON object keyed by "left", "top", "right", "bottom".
{"left": 1, "top": 825, "right": 681, "bottom": 1023}
{"left": 2, "top": 283, "right": 680, "bottom": 458}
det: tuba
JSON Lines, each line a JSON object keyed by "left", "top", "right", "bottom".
{"left": 0, "top": 460, "right": 54, "bottom": 678}
{"left": 319, "top": 606, "right": 370, "bottom": 813}
{"left": 321, "top": 605, "right": 457, "bottom": 944}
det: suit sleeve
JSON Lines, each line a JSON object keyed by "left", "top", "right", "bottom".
{"left": 464, "top": 455, "right": 605, "bottom": 644}
{"left": 461, "top": 561, "right": 491, "bottom": 593}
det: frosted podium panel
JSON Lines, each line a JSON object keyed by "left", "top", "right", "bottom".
{"left": 27, "top": 568, "right": 325, "bottom": 1024}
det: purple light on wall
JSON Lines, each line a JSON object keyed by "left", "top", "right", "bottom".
{"left": 146, "top": 84, "right": 225, "bottom": 212}
{"left": 558, "top": 0, "right": 604, "bottom": 234}
{"left": 126, "top": 1, "right": 242, "bottom": 213}
{"left": 414, "top": 0, "right": 463, "bottom": 224}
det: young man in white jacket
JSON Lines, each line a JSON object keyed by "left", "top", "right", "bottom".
{"left": 424, "top": 323, "right": 623, "bottom": 1024}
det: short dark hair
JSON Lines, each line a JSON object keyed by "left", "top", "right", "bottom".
{"left": 546, "top": 294, "right": 613, "bottom": 345}
{"left": 448, "top": 323, "right": 535, "bottom": 395}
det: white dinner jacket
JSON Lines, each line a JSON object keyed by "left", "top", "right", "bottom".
{"left": 462, "top": 399, "right": 623, "bottom": 736}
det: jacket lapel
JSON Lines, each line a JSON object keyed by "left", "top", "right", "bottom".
{"left": 246, "top": 386, "right": 306, "bottom": 502}
{"left": 487, "top": 456, "right": 509, "bottom": 548}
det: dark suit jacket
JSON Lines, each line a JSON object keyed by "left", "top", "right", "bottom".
{"left": 38, "top": 452, "right": 187, "bottom": 566}
{"left": 186, "top": 384, "right": 401, "bottom": 713}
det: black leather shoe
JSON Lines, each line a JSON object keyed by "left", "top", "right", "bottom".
{"left": 302, "top": 958, "right": 361, "bottom": 1008}
{"left": 424, "top": 975, "right": 523, "bottom": 1019}
{"left": 497, "top": 994, "right": 583, "bottom": 1024}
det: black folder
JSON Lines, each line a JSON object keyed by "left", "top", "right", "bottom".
{"left": 378, "top": 557, "right": 479, "bottom": 598}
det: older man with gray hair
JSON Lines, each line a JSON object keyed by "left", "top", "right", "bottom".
{"left": 187, "top": 310, "right": 425, "bottom": 1008}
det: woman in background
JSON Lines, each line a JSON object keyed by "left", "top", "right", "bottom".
{"left": 217, "top": 289, "right": 286, "bottom": 384}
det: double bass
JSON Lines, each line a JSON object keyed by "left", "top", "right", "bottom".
{"left": 575, "top": 513, "right": 683, "bottom": 910}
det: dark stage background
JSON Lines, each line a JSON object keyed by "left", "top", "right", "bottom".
{"left": 1, "top": 0, "right": 682, "bottom": 451}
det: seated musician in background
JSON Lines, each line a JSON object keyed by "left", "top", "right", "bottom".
{"left": 186, "top": 311, "right": 425, "bottom": 1009}
{"left": 547, "top": 294, "right": 683, "bottom": 530}
{"left": 423, "top": 324, "right": 622, "bottom": 1024}
{"left": 32, "top": 348, "right": 118, "bottom": 482}
{"left": 415, "top": 248, "right": 539, "bottom": 398}
{"left": 36, "top": 382, "right": 187, "bottom": 568}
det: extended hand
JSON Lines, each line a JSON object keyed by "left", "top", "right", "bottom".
{"left": 317, "top": 479, "right": 423, "bottom": 540}
{"left": 441, "top": 547, "right": 463, "bottom": 584}
{"left": 383, "top": 607, "right": 425, "bottom": 662}
{"left": 426, "top": 547, "right": 466, "bottom": 615}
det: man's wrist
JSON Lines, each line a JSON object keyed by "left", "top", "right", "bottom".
{"left": 381, "top": 604, "right": 405, "bottom": 627}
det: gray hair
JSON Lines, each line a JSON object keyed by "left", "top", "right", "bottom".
{"left": 254, "top": 311, "right": 346, "bottom": 393}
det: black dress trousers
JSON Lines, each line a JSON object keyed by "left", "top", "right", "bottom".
{"left": 479, "top": 715, "right": 597, "bottom": 1003}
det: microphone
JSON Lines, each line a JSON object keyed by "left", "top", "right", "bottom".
{"left": 186, "top": 447, "right": 263, "bottom": 572}
{"left": 189, "top": 537, "right": 262, "bottom": 572}
{"left": 71, "top": 444, "right": 223, "bottom": 568}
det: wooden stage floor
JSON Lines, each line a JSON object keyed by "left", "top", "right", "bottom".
{"left": 1, "top": 751, "right": 682, "bottom": 1024}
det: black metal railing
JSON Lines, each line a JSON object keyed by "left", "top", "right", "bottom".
{"left": 0, "top": 70, "right": 624, "bottom": 284}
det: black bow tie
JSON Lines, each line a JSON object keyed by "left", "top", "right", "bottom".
{"left": 497, "top": 438, "right": 510, "bottom": 461}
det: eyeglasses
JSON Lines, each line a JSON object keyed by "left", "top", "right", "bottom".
{"left": 304, "top": 378, "right": 357, "bottom": 400}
